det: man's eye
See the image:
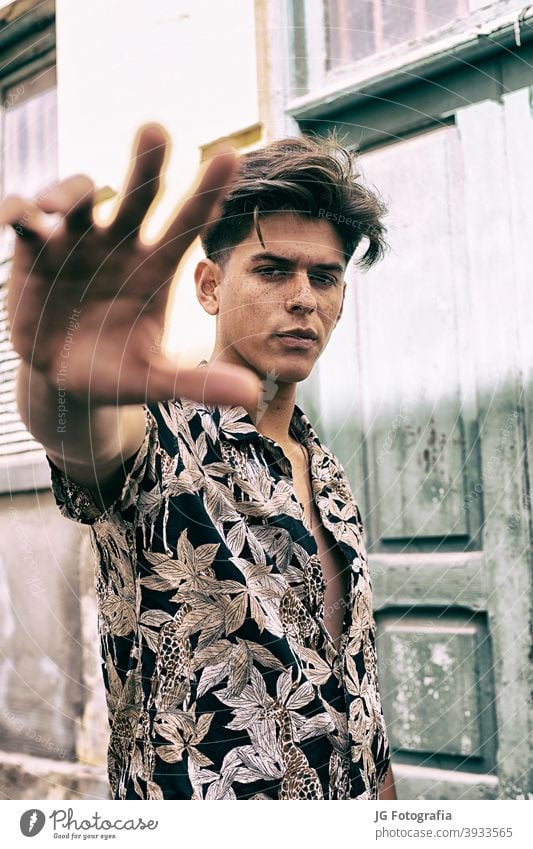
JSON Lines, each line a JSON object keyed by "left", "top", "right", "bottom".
{"left": 310, "top": 274, "right": 337, "bottom": 286}
{"left": 256, "top": 267, "right": 288, "bottom": 278}
{"left": 255, "top": 267, "right": 338, "bottom": 285}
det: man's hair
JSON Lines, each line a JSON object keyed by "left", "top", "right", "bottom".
{"left": 200, "top": 132, "right": 388, "bottom": 270}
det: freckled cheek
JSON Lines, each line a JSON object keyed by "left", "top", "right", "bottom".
{"left": 219, "top": 291, "right": 273, "bottom": 347}
{"left": 231, "top": 285, "right": 281, "bottom": 322}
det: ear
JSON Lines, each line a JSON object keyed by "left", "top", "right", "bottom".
{"left": 195, "top": 258, "right": 222, "bottom": 316}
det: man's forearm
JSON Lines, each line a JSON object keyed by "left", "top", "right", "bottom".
{"left": 16, "top": 362, "right": 145, "bottom": 488}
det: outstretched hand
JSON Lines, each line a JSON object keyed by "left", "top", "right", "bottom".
{"left": 0, "top": 124, "right": 260, "bottom": 411}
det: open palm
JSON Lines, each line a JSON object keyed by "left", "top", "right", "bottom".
{"left": 1, "top": 124, "right": 259, "bottom": 409}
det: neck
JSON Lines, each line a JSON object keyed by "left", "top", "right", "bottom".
{"left": 206, "top": 351, "right": 297, "bottom": 448}
{"left": 255, "top": 380, "right": 297, "bottom": 447}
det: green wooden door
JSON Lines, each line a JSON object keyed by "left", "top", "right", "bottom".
{"left": 299, "top": 51, "right": 533, "bottom": 800}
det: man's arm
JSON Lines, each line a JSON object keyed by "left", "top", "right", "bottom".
{"left": 17, "top": 362, "right": 146, "bottom": 507}
{"left": 378, "top": 763, "right": 397, "bottom": 800}
{"left": 2, "top": 124, "right": 260, "bottom": 507}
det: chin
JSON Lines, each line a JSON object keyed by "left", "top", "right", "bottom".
{"left": 260, "top": 359, "right": 315, "bottom": 385}
{"left": 237, "top": 346, "right": 318, "bottom": 384}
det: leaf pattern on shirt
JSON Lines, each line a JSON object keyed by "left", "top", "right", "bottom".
{"left": 47, "top": 395, "right": 391, "bottom": 800}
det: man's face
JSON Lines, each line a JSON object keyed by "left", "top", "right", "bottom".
{"left": 196, "top": 212, "right": 347, "bottom": 385}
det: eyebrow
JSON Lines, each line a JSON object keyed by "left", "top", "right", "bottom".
{"left": 248, "top": 252, "right": 345, "bottom": 275}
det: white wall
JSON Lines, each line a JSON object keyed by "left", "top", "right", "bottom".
{"left": 55, "top": 0, "right": 259, "bottom": 362}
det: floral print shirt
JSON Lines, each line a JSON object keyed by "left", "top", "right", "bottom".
{"left": 47, "top": 395, "right": 391, "bottom": 800}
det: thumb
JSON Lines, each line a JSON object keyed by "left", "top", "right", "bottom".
{"left": 146, "top": 357, "right": 262, "bottom": 416}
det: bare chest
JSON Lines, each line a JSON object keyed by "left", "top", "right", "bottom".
{"left": 289, "top": 446, "right": 351, "bottom": 648}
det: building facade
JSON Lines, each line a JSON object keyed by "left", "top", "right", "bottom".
{"left": 255, "top": 0, "right": 533, "bottom": 800}
{"left": 0, "top": 0, "right": 531, "bottom": 800}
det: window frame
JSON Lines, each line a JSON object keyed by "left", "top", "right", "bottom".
{"left": 0, "top": 0, "right": 56, "bottom": 494}
{"left": 285, "top": 0, "right": 533, "bottom": 122}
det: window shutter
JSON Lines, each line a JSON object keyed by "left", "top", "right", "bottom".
{"left": 0, "top": 1, "right": 56, "bottom": 474}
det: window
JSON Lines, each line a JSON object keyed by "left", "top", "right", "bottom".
{"left": 288, "top": 0, "right": 476, "bottom": 97}
{"left": 325, "top": 0, "right": 469, "bottom": 67}
{"left": 2, "top": 66, "right": 57, "bottom": 198}
{"left": 0, "top": 1, "right": 56, "bottom": 484}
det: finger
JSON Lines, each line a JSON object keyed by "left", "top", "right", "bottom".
{"left": 145, "top": 357, "right": 261, "bottom": 412}
{"left": 0, "top": 194, "right": 49, "bottom": 239}
{"left": 36, "top": 175, "right": 95, "bottom": 232}
{"left": 155, "top": 144, "right": 237, "bottom": 264}
{"left": 109, "top": 123, "right": 168, "bottom": 241}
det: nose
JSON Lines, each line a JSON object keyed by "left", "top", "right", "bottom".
{"left": 284, "top": 270, "right": 317, "bottom": 314}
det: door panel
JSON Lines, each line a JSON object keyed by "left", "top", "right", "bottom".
{"left": 377, "top": 609, "right": 497, "bottom": 766}
{"left": 357, "top": 126, "right": 478, "bottom": 547}
{"left": 308, "top": 88, "right": 532, "bottom": 798}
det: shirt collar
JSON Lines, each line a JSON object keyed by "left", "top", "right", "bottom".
{"left": 216, "top": 400, "right": 315, "bottom": 447}
{"left": 195, "top": 359, "right": 317, "bottom": 449}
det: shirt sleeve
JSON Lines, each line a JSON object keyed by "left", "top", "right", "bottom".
{"left": 46, "top": 403, "right": 159, "bottom": 526}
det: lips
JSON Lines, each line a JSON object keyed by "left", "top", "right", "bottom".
{"left": 275, "top": 329, "right": 318, "bottom": 341}
{"left": 274, "top": 331, "right": 318, "bottom": 350}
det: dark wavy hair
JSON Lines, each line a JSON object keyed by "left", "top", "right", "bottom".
{"left": 200, "top": 131, "right": 388, "bottom": 270}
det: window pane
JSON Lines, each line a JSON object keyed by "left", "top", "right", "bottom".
{"left": 326, "top": 0, "right": 375, "bottom": 65}
{"left": 381, "top": 0, "right": 417, "bottom": 49}
{"left": 0, "top": 66, "right": 57, "bottom": 459}
{"left": 3, "top": 66, "right": 57, "bottom": 197}
{"left": 325, "top": 0, "right": 469, "bottom": 68}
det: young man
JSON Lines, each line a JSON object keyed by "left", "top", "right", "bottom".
{"left": 1, "top": 125, "right": 396, "bottom": 800}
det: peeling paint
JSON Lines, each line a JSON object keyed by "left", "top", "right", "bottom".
{"left": 430, "top": 642, "right": 454, "bottom": 671}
